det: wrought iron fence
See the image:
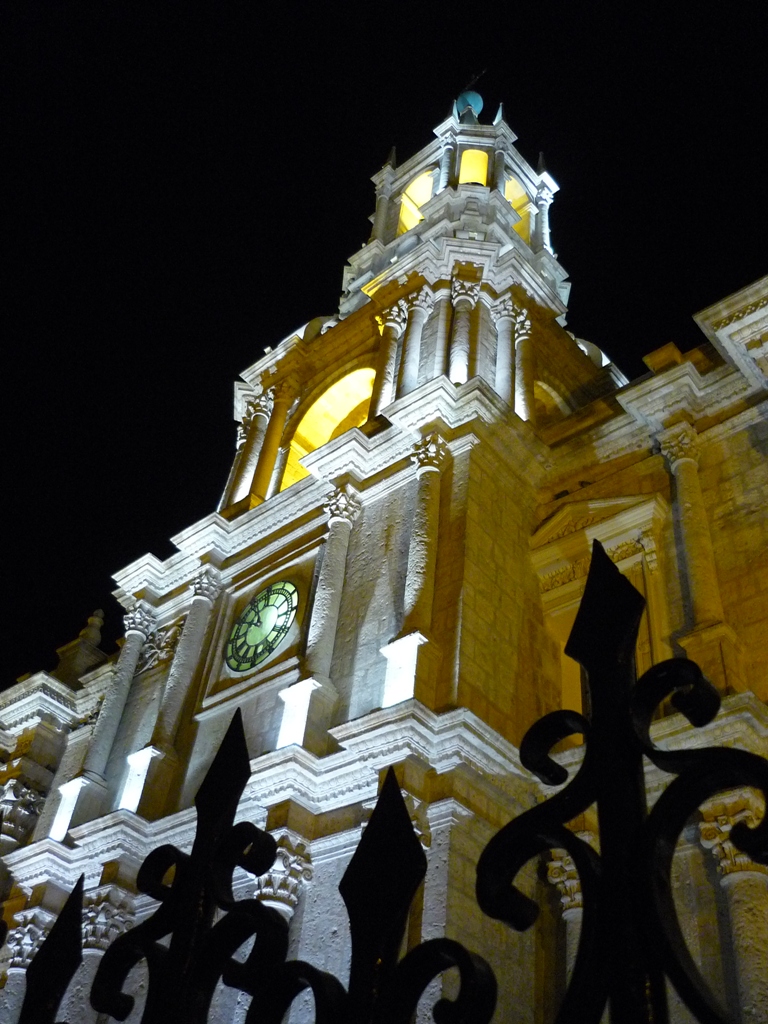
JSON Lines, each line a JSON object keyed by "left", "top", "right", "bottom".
{"left": 9, "top": 542, "right": 768, "bottom": 1023}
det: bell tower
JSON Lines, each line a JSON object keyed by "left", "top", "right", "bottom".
{"left": 5, "top": 92, "right": 763, "bottom": 1024}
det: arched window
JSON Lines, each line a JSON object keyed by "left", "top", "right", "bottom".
{"left": 458, "top": 149, "right": 488, "bottom": 185}
{"left": 397, "top": 170, "right": 434, "bottom": 235}
{"left": 280, "top": 369, "right": 375, "bottom": 491}
{"left": 504, "top": 176, "right": 532, "bottom": 242}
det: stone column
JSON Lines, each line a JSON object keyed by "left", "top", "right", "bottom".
{"left": 151, "top": 567, "right": 222, "bottom": 752}
{"left": 535, "top": 184, "right": 554, "bottom": 254}
{"left": 48, "top": 603, "right": 155, "bottom": 836}
{"left": 225, "top": 390, "right": 273, "bottom": 506}
{"left": 492, "top": 295, "right": 516, "bottom": 404}
{"left": 370, "top": 302, "right": 407, "bottom": 416}
{"left": 438, "top": 141, "right": 455, "bottom": 191}
{"left": 659, "top": 423, "right": 724, "bottom": 629}
{"left": 82, "top": 603, "right": 155, "bottom": 785}
{"left": 547, "top": 847, "right": 584, "bottom": 981}
{"left": 279, "top": 487, "right": 361, "bottom": 752}
{"left": 513, "top": 308, "right": 535, "bottom": 422}
{"left": 700, "top": 792, "right": 768, "bottom": 1024}
{"left": 397, "top": 286, "right": 434, "bottom": 397}
{"left": 448, "top": 279, "right": 479, "bottom": 385}
{"left": 127, "top": 567, "right": 222, "bottom": 819}
{"left": 402, "top": 434, "right": 449, "bottom": 637}
{"left": 432, "top": 286, "right": 452, "bottom": 378}
{"left": 371, "top": 184, "right": 392, "bottom": 243}
{"left": 250, "top": 379, "right": 295, "bottom": 503}
{"left": 304, "top": 487, "right": 361, "bottom": 682}
{"left": 492, "top": 146, "right": 506, "bottom": 192}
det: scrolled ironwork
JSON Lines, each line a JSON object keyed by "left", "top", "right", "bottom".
{"left": 477, "top": 540, "right": 768, "bottom": 1024}
{"left": 22, "top": 710, "right": 494, "bottom": 1023}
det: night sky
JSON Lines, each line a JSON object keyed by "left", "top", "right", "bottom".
{"left": 4, "top": 3, "right": 766, "bottom": 684}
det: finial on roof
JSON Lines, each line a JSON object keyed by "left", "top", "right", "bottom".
{"left": 537, "top": 151, "right": 547, "bottom": 174}
{"left": 385, "top": 146, "right": 397, "bottom": 169}
{"left": 79, "top": 609, "right": 104, "bottom": 647}
{"left": 456, "top": 90, "right": 483, "bottom": 123}
{"left": 493, "top": 102, "right": 505, "bottom": 125}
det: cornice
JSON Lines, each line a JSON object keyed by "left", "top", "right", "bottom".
{"left": 617, "top": 360, "right": 751, "bottom": 432}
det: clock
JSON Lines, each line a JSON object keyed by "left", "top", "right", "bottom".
{"left": 226, "top": 581, "right": 298, "bottom": 672}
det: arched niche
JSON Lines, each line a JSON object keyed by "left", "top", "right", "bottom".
{"left": 397, "top": 170, "right": 435, "bottom": 235}
{"left": 280, "top": 368, "right": 375, "bottom": 491}
{"left": 458, "top": 148, "right": 488, "bottom": 185}
{"left": 533, "top": 380, "right": 570, "bottom": 427}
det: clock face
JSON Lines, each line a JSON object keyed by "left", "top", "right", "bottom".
{"left": 226, "top": 581, "right": 298, "bottom": 673}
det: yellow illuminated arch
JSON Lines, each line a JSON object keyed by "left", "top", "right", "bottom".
{"left": 504, "top": 177, "right": 532, "bottom": 242}
{"left": 397, "top": 170, "right": 434, "bottom": 235}
{"left": 458, "top": 149, "right": 488, "bottom": 185}
{"left": 280, "top": 369, "right": 375, "bottom": 491}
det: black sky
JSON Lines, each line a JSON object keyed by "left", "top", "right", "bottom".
{"left": 4, "top": 2, "right": 767, "bottom": 683}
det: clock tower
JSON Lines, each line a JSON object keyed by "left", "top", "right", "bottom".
{"left": 2, "top": 93, "right": 767, "bottom": 1024}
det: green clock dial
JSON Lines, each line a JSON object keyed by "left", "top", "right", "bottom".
{"left": 226, "top": 581, "right": 298, "bottom": 672}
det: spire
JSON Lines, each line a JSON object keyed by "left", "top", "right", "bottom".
{"left": 537, "top": 151, "right": 547, "bottom": 174}
{"left": 385, "top": 146, "right": 397, "bottom": 170}
{"left": 494, "top": 102, "right": 505, "bottom": 125}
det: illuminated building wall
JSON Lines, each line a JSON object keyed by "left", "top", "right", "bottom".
{"left": 1, "top": 92, "right": 766, "bottom": 1023}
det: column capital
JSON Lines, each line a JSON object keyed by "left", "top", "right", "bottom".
{"left": 451, "top": 278, "right": 480, "bottom": 309}
{"left": 254, "top": 833, "right": 313, "bottom": 918}
{"left": 324, "top": 485, "right": 362, "bottom": 526}
{"left": 411, "top": 432, "right": 450, "bottom": 472}
{"left": 658, "top": 422, "right": 700, "bottom": 467}
{"left": 492, "top": 294, "right": 517, "bottom": 323}
{"left": 243, "top": 389, "right": 275, "bottom": 425}
{"left": 123, "top": 602, "right": 156, "bottom": 638}
{"left": 406, "top": 285, "right": 435, "bottom": 317}
{"left": 376, "top": 300, "right": 408, "bottom": 335}
{"left": 191, "top": 565, "right": 222, "bottom": 603}
{"left": 535, "top": 183, "right": 554, "bottom": 208}
{"left": 699, "top": 790, "right": 767, "bottom": 877}
{"left": 273, "top": 374, "right": 300, "bottom": 404}
{"left": 547, "top": 831, "right": 598, "bottom": 912}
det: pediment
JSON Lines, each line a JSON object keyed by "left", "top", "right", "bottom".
{"left": 531, "top": 496, "right": 649, "bottom": 548}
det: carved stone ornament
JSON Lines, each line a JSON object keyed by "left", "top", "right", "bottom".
{"left": 712, "top": 295, "right": 768, "bottom": 331}
{"left": 123, "top": 602, "right": 156, "bottom": 638}
{"left": 242, "top": 389, "right": 274, "bottom": 430}
{"left": 539, "top": 539, "right": 645, "bottom": 593}
{"left": 254, "top": 835, "right": 313, "bottom": 915}
{"left": 324, "top": 486, "right": 362, "bottom": 525}
{"left": 83, "top": 889, "right": 136, "bottom": 951}
{"left": 699, "top": 791, "right": 767, "bottom": 877}
{"left": 137, "top": 619, "right": 185, "bottom": 674}
{"left": 0, "top": 778, "right": 45, "bottom": 849}
{"left": 406, "top": 286, "right": 435, "bottom": 316}
{"left": 535, "top": 184, "right": 554, "bottom": 208}
{"left": 658, "top": 422, "right": 700, "bottom": 468}
{"left": 548, "top": 852, "right": 581, "bottom": 911}
{"left": 376, "top": 300, "right": 408, "bottom": 334}
{"left": 512, "top": 306, "right": 532, "bottom": 342}
{"left": 192, "top": 565, "right": 222, "bottom": 603}
{"left": 6, "top": 907, "right": 55, "bottom": 968}
{"left": 492, "top": 294, "right": 516, "bottom": 323}
{"left": 235, "top": 423, "right": 247, "bottom": 450}
{"left": 411, "top": 432, "right": 450, "bottom": 472}
{"left": 451, "top": 278, "right": 480, "bottom": 309}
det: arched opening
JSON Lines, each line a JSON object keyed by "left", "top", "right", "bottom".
{"left": 533, "top": 380, "right": 570, "bottom": 427}
{"left": 280, "top": 369, "right": 375, "bottom": 491}
{"left": 458, "top": 149, "right": 488, "bottom": 185}
{"left": 504, "top": 176, "right": 532, "bottom": 242}
{"left": 397, "top": 170, "right": 434, "bottom": 235}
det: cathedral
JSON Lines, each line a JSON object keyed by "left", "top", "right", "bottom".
{"left": 1, "top": 92, "right": 766, "bottom": 1023}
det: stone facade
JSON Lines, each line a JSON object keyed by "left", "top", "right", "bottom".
{"left": 1, "top": 93, "right": 766, "bottom": 1023}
